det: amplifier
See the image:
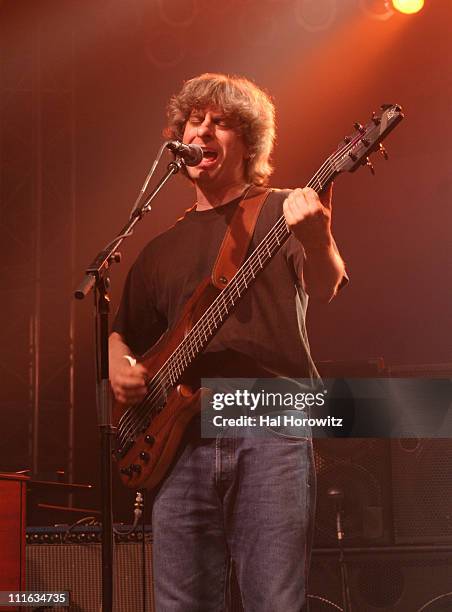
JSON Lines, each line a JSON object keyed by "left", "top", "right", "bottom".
{"left": 308, "top": 548, "right": 452, "bottom": 612}
{"left": 26, "top": 527, "right": 153, "bottom": 612}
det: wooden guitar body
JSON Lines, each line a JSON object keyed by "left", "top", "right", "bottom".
{"left": 114, "top": 384, "right": 207, "bottom": 490}
{"left": 113, "top": 278, "right": 218, "bottom": 489}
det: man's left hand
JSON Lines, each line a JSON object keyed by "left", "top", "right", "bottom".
{"left": 283, "top": 184, "right": 333, "bottom": 250}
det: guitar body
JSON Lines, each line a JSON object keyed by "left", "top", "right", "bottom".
{"left": 113, "top": 277, "right": 219, "bottom": 489}
{"left": 115, "top": 384, "right": 208, "bottom": 490}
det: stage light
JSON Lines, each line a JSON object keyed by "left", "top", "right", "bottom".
{"left": 391, "top": 0, "right": 424, "bottom": 14}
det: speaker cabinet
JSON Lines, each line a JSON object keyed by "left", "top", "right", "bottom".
{"left": 313, "top": 439, "right": 393, "bottom": 547}
{"left": 386, "top": 365, "right": 452, "bottom": 544}
{"left": 309, "top": 549, "right": 452, "bottom": 612}
{"left": 391, "top": 438, "right": 452, "bottom": 544}
{"left": 26, "top": 536, "right": 153, "bottom": 612}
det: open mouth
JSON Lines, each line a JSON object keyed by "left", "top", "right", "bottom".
{"left": 201, "top": 149, "right": 218, "bottom": 162}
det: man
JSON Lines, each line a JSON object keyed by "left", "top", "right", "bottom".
{"left": 110, "top": 73, "right": 346, "bottom": 611}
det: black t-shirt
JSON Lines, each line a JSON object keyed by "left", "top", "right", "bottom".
{"left": 112, "top": 189, "right": 319, "bottom": 379}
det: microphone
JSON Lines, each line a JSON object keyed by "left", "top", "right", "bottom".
{"left": 166, "top": 140, "right": 203, "bottom": 166}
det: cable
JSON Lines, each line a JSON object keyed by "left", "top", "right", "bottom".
{"left": 113, "top": 490, "right": 144, "bottom": 536}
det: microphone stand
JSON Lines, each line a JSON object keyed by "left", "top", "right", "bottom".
{"left": 328, "top": 487, "right": 353, "bottom": 612}
{"left": 74, "top": 158, "right": 184, "bottom": 612}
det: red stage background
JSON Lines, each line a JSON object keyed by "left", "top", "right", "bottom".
{"left": 0, "top": 0, "right": 450, "bottom": 528}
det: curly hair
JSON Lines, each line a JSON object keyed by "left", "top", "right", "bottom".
{"left": 165, "top": 73, "right": 276, "bottom": 186}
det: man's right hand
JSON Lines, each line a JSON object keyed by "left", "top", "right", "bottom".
{"left": 109, "top": 332, "right": 148, "bottom": 405}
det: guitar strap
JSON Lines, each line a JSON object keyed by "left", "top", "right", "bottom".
{"left": 211, "top": 186, "right": 271, "bottom": 290}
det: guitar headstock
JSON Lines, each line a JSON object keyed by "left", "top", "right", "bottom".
{"left": 331, "top": 104, "right": 404, "bottom": 175}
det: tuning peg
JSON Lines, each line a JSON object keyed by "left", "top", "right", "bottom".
{"left": 371, "top": 111, "right": 381, "bottom": 125}
{"left": 361, "top": 137, "right": 370, "bottom": 147}
{"left": 354, "top": 122, "right": 366, "bottom": 134}
{"left": 365, "top": 157, "right": 375, "bottom": 175}
{"left": 380, "top": 103, "right": 393, "bottom": 110}
{"left": 379, "top": 143, "right": 389, "bottom": 160}
{"left": 344, "top": 136, "right": 352, "bottom": 144}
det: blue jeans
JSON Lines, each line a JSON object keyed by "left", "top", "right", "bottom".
{"left": 152, "top": 417, "right": 315, "bottom": 612}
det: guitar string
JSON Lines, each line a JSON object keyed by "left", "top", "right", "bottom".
{"left": 116, "top": 144, "right": 354, "bottom": 446}
{"left": 117, "top": 130, "right": 370, "bottom": 445}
